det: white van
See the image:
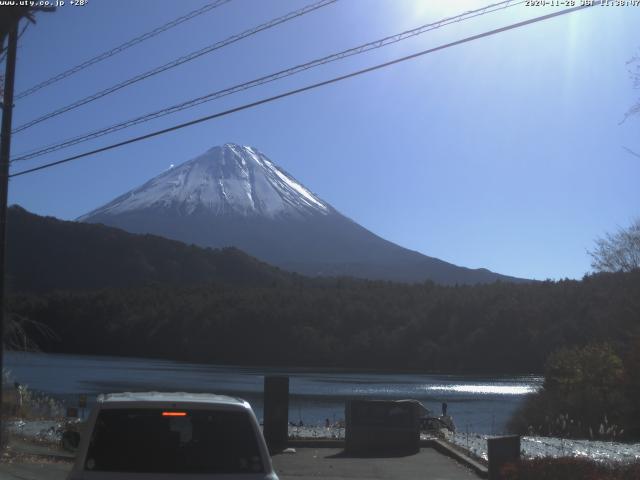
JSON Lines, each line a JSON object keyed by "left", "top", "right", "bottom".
{"left": 67, "top": 392, "right": 278, "bottom": 480}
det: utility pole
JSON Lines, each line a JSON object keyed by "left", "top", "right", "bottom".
{"left": 0, "top": 5, "right": 53, "bottom": 445}
{"left": 0, "top": 17, "right": 18, "bottom": 447}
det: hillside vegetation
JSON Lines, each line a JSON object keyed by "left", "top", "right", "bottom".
{"left": 6, "top": 207, "right": 640, "bottom": 375}
{"left": 6, "top": 206, "right": 294, "bottom": 292}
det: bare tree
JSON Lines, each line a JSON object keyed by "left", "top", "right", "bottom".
{"left": 589, "top": 218, "right": 640, "bottom": 273}
{"left": 624, "top": 51, "right": 640, "bottom": 121}
{"left": 3, "top": 314, "right": 57, "bottom": 352}
{"left": 621, "top": 51, "right": 639, "bottom": 158}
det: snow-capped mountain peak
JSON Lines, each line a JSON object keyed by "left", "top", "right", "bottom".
{"left": 78, "top": 143, "right": 525, "bottom": 285}
{"left": 79, "top": 144, "right": 330, "bottom": 220}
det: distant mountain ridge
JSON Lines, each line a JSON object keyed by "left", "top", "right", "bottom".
{"left": 6, "top": 206, "right": 293, "bottom": 293}
{"left": 79, "top": 143, "right": 526, "bottom": 285}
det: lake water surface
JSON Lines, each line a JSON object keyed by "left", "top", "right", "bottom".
{"left": 4, "top": 351, "right": 542, "bottom": 434}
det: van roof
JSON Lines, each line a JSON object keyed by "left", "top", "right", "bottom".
{"left": 97, "top": 391, "right": 250, "bottom": 408}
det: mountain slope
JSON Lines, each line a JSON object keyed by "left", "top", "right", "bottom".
{"left": 6, "top": 206, "right": 294, "bottom": 293}
{"left": 80, "top": 143, "right": 526, "bottom": 285}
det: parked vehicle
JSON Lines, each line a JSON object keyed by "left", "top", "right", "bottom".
{"left": 67, "top": 392, "right": 278, "bottom": 479}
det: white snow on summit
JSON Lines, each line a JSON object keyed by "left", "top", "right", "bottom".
{"left": 78, "top": 144, "right": 330, "bottom": 220}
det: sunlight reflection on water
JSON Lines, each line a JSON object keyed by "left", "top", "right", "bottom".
{"left": 426, "top": 384, "right": 539, "bottom": 395}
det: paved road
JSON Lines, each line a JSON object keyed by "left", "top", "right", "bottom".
{"left": 272, "top": 448, "right": 480, "bottom": 480}
{"left": 0, "top": 461, "right": 70, "bottom": 480}
{"left": 0, "top": 447, "right": 479, "bottom": 480}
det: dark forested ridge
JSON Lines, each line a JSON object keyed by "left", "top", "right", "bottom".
{"left": 6, "top": 206, "right": 639, "bottom": 373}
{"left": 10, "top": 269, "right": 640, "bottom": 374}
{"left": 6, "top": 205, "right": 295, "bottom": 293}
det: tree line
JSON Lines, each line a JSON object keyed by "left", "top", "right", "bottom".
{"left": 8, "top": 269, "right": 640, "bottom": 375}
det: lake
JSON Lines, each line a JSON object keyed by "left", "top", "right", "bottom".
{"left": 3, "top": 351, "right": 542, "bottom": 434}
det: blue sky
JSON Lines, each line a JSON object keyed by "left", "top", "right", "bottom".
{"left": 4, "top": 0, "right": 639, "bottom": 281}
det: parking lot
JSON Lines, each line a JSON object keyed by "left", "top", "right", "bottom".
{"left": 0, "top": 446, "right": 481, "bottom": 480}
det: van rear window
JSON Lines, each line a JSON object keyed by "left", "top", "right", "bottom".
{"left": 85, "top": 408, "right": 264, "bottom": 473}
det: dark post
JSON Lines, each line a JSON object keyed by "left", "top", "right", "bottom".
{"left": 487, "top": 435, "right": 521, "bottom": 480}
{"left": 0, "top": 22, "right": 19, "bottom": 446}
{"left": 263, "top": 376, "right": 289, "bottom": 451}
{"left": 78, "top": 394, "right": 87, "bottom": 419}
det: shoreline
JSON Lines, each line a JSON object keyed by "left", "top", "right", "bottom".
{"left": 6, "top": 418, "right": 640, "bottom": 464}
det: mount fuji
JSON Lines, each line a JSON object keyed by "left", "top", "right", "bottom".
{"left": 79, "top": 144, "right": 523, "bottom": 284}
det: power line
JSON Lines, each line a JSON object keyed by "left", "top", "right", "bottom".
{"left": 9, "top": 3, "right": 597, "bottom": 179}
{"left": 12, "top": 0, "right": 338, "bottom": 133}
{"left": 13, "top": 0, "right": 232, "bottom": 100}
{"left": 12, "top": 0, "right": 524, "bottom": 163}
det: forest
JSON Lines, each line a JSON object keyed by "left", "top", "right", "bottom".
{"left": 8, "top": 269, "right": 639, "bottom": 374}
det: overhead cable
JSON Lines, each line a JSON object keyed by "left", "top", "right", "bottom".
{"left": 12, "top": 0, "right": 522, "bottom": 162}
{"left": 9, "top": 3, "right": 598, "bottom": 179}
{"left": 14, "top": 0, "right": 233, "bottom": 100}
{"left": 12, "top": 0, "right": 338, "bottom": 133}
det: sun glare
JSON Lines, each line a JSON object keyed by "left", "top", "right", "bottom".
{"left": 427, "top": 384, "right": 539, "bottom": 395}
{"left": 409, "top": 0, "right": 485, "bottom": 20}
